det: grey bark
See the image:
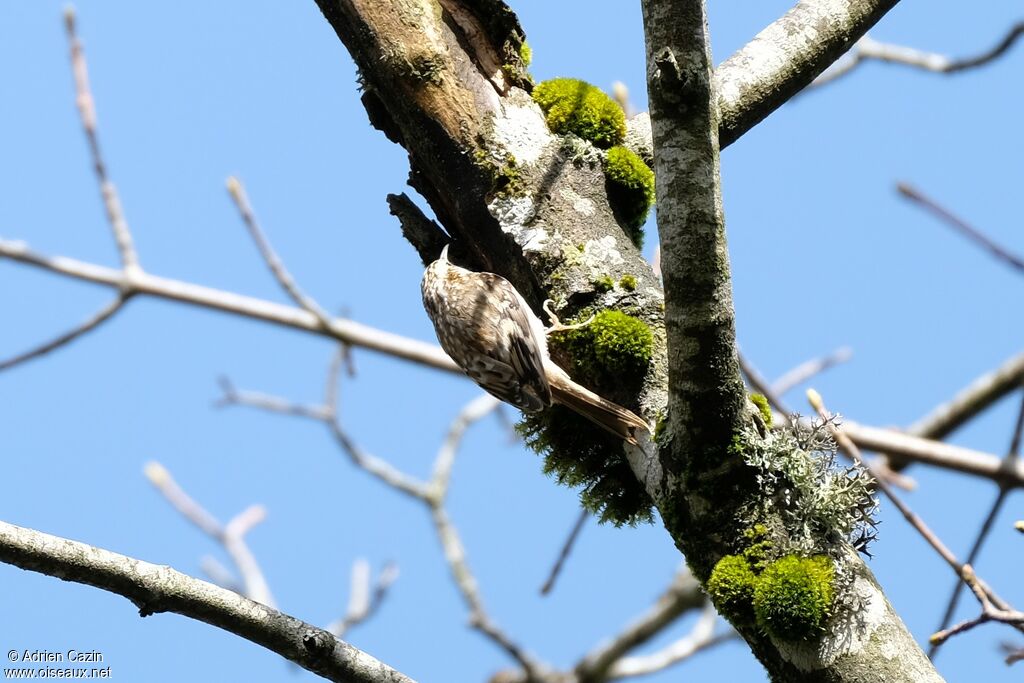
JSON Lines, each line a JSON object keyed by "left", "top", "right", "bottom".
{"left": 0, "top": 521, "right": 414, "bottom": 683}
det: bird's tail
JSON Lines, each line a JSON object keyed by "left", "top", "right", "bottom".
{"left": 547, "top": 366, "right": 650, "bottom": 445}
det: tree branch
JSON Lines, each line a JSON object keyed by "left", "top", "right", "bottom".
{"left": 897, "top": 183, "right": 1024, "bottom": 275}
{"left": 605, "top": 605, "right": 733, "bottom": 679}
{"left": 0, "top": 520, "right": 413, "bottom": 683}
{"left": 574, "top": 568, "right": 706, "bottom": 682}
{"left": 0, "top": 294, "right": 131, "bottom": 372}
{"left": 771, "top": 346, "right": 853, "bottom": 396}
{"left": 930, "top": 391, "right": 1024, "bottom": 658}
{"left": 64, "top": 6, "right": 141, "bottom": 274}
{"left": 716, "top": 0, "right": 901, "bottom": 148}
{"left": 811, "top": 23, "right": 1024, "bottom": 89}
{"left": 642, "top": 0, "right": 746, "bottom": 495}
{"left": 144, "top": 461, "right": 276, "bottom": 608}
{"left": 0, "top": 238, "right": 458, "bottom": 374}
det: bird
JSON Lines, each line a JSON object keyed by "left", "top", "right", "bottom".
{"left": 421, "top": 245, "right": 650, "bottom": 445}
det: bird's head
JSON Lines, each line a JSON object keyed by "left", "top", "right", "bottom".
{"left": 422, "top": 243, "right": 457, "bottom": 295}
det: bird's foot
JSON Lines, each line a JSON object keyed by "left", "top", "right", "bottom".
{"left": 543, "top": 300, "right": 595, "bottom": 336}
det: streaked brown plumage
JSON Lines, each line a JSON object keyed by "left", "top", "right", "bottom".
{"left": 421, "top": 246, "right": 649, "bottom": 444}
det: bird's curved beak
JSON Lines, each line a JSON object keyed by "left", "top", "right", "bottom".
{"left": 439, "top": 244, "right": 450, "bottom": 262}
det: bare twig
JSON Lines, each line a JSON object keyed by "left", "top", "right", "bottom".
{"left": 218, "top": 357, "right": 542, "bottom": 675}
{"left": 811, "top": 24, "right": 1024, "bottom": 88}
{"left": 771, "top": 346, "right": 853, "bottom": 396}
{"left": 0, "top": 294, "right": 130, "bottom": 372}
{"left": 897, "top": 183, "right": 1024, "bottom": 274}
{"left": 930, "top": 391, "right": 1024, "bottom": 659}
{"left": 226, "top": 176, "right": 335, "bottom": 327}
{"left": 841, "top": 422, "right": 1024, "bottom": 489}
{"left": 574, "top": 568, "right": 706, "bottom": 681}
{"left": 907, "top": 352, "right": 1024, "bottom": 442}
{"left": 216, "top": 376, "right": 331, "bottom": 420}
{"left": 327, "top": 559, "right": 399, "bottom": 638}
{"left": 0, "top": 9, "right": 150, "bottom": 373}
{"left": 64, "top": 7, "right": 140, "bottom": 274}
{"left": 0, "top": 238, "right": 458, "bottom": 373}
{"left": 606, "top": 605, "right": 734, "bottom": 679}
{"left": 539, "top": 509, "right": 588, "bottom": 595}
{"left": 928, "top": 566, "right": 1024, "bottom": 647}
{"left": 1003, "top": 642, "right": 1024, "bottom": 665}
{"left": 144, "top": 461, "right": 276, "bottom": 608}
{"left": 0, "top": 520, "right": 413, "bottom": 683}
{"left": 808, "top": 390, "right": 1024, "bottom": 648}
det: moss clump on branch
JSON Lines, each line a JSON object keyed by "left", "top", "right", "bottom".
{"left": 518, "top": 41, "right": 532, "bottom": 67}
{"left": 708, "top": 551, "right": 835, "bottom": 641}
{"left": 754, "top": 555, "right": 835, "bottom": 640}
{"left": 518, "top": 406, "right": 653, "bottom": 526}
{"left": 619, "top": 274, "right": 637, "bottom": 291}
{"left": 749, "top": 393, "right": 772, "bottom": 429}
{"left": 707, "top": 554, "right": 758, "bottom": 624}
{"left": 603, "top": 146, "right": 655, "bottom": 247}
{"left": 517, "top": 309, "right": 655, "bottom": 527}
{"left": 592, "top": 275, "right": 615, "bottom": 293}
{"left": 553, "top": 310, "right": 653, "bottom": 383}
{"left": 532, "top": 78, "right": 625, "bottom": 148}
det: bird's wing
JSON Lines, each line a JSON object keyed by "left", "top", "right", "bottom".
{"left": 462, "top": 273, "right": 552, "bottom": 412}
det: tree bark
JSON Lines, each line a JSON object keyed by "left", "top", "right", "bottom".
{"left": 312, "top": 0, "right": 941, "bottom": 679}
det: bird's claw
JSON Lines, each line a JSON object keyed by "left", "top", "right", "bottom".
{"left": 543, "top": 300, "right": 596, "bottom": 336}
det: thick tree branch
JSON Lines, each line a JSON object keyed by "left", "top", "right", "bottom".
{"left": 642, "top": 1, "right": 942, "bottom": 679}
{"left": 0, "top": 520, "right": 413, "bottom": 683}
{"left": 642, "top": 0, "right": 745, "bottom": 493}
{"left": 716, "top": 0, "right": 901, "bottom": 147}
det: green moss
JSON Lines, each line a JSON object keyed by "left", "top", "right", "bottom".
{"left": 653, "top": 412, "right": 667, "bottom": 442}
{"left": 518, "top": 406, "right": 653, "bottom": 526}
{"left": 708, "top": 555, "right": 758, "bottom": 623}
{"left": 553, "top": 310, "right": 653, "bottom": 383}
{"left": 532, "top": 78, "right": 625, "bottom": 148}
{"left": 619, "top": 274, "right": 637, "bottom": 291}
{"left": 475, "top": 150, "right": 523, "bottom": 199}
{"left": 519, "top": 41, "right": 532, "bottom": 67}
{"left": 741, "top": 524, "right": 773, "bottom": 571}
{"left": 603, "top": 146, "right": 655, "bottom": 247}
{"left": 593, "top": 275, "right": 614, "bottom": 293}
{"left": 749, "top": 393, "right": 773, "bottom": 429}
{"left": 753, "top": 555, "right": 834, "bottom": 641}
{"left": 519, "top": 308, "right": 654, "bottom": 527}
{"left": 400, "top": 53, "right": 444, "bottom": 85}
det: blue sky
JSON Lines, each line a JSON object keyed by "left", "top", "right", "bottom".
{"left": 1, "top": 2, "right": 1022, "bottom": 681}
